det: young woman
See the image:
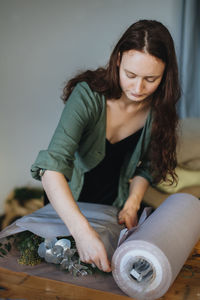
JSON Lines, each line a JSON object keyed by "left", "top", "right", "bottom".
{"left": 31, "top": 20, "right": 180, "bottom": 272}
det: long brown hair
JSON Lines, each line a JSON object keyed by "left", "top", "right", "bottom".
{"left": 62, "top": 20, "right": 181, "bottom": 184}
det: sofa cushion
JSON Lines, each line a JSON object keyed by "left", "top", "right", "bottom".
{"left": 177, "top": 118, "right": 200, "bottom": 170}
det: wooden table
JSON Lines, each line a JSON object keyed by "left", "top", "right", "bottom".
{"left": 0, "top": 240, "right": 200, "bottom": 300}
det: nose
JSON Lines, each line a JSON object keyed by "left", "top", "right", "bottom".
{"left": 134, "top": 78, "right": 143, "bottom": 94}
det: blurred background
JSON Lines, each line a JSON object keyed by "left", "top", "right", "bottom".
{"left": 0, "top": 0, "right": 199, "bottom": 215}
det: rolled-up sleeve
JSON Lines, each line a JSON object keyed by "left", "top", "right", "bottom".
{"left": 134, "top": 158, "right": 153, "bottom": 184}
{"left": 31, "top": 82, "right": 93, "bottom": 181}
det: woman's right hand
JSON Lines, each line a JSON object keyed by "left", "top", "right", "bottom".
{"left": 73, "top": 225, "right": 111, "bottom": 273}
{"left": 42, "top": 171, "right": 111, "bottom": 272}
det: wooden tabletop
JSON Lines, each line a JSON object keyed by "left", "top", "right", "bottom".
{"left": 0, "top": 240, "right": 200, "bottom": 300}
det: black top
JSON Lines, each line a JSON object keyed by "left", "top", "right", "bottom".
{"left": 43, "top": 128, "right": 143, "bottom": 206}
{"left": 78, "top": 128, "right": 143, "bottom": 206}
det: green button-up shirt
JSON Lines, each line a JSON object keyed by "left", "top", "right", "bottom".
{"left": 31, "top": 82, "right": 153, "bottom": 208}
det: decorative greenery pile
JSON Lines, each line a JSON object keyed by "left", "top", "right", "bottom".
{"left": 0, "top": 231, "right": 108, "bottom": 276}
{"left": 15, "top": 231, "right": 44, "bottom": 266}
{"left": 0, "top": 231, "right": 44, "bottom": 265}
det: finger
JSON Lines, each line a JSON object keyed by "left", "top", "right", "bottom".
{"left": 95, "top": 248, "right": 112, "bottom": 272}
{"left": 118, "top": 213, "right": 125, "bottom": 224}
{"left": 126, "top": 215, "right": 138, "bottom": 229}
{"left": 125, "top": 216, "right": 135, "bottom": 230}
{"left": 92, "top": 257, "right": 101, "bottom": 271}
{"left": 80, "top": 256, "right": 90, "bottom": 263}
{"left": 134, "top": 216, "right": 138, "bottom": 226}
{"left": 98, "top": 257, "right": 112, "bottom": 272}
{"left": 118, "top": 210, "right": 124, "bottom": 218}
{"left": 118, "top": 218, "right": 125, "bottom": 225}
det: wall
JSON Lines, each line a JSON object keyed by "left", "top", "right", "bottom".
{"left": 0, "top": 0, "right": 182, "bottom": 213}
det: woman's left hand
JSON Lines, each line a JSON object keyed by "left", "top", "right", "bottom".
{"left": 118, "top": 201, "right": 139, "bottom": 229}
{"left": 118, "top": 176, "right": 149, "bottom": 229}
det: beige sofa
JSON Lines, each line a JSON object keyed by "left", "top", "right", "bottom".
{"left": 144, "top": 118, "right": 200, "bottom": 208}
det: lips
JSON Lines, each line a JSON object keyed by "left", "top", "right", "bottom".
{"left": 131, "top": 93, "right": 143, "bottom": 98}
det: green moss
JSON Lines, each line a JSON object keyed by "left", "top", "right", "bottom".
{"left": 14, "top": 231, "right": 44, "bottom": 266}
{"left": 18, "top": 248, "right": 43, "bottom": 266}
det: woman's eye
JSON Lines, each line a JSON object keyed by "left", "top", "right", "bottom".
{"left": 126, "top": 73, "right": 136, "bottom": 79}
{"left": 146, "top": 78, "right": 156, "bottom": 83}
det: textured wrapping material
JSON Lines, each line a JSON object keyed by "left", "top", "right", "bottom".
{"left": 112, "top": 193, "right": 200, "bottom": 300}
{"left": 0, "top": 202, "right": 123, "bottom": 261}
{"left": 0, "top": 193, "right": 200, "bottom": 299}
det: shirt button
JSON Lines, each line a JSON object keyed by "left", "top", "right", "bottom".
{"left": 39, "top": 169, "right": 45, "bottom": 177}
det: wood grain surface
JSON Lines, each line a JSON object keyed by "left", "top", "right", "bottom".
{"left": 0, "top": 240, "right": 200, "bottom": 300}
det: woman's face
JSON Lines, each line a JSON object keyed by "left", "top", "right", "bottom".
{"left": 118, "top": 50, "right": 165, "bottom": 103}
